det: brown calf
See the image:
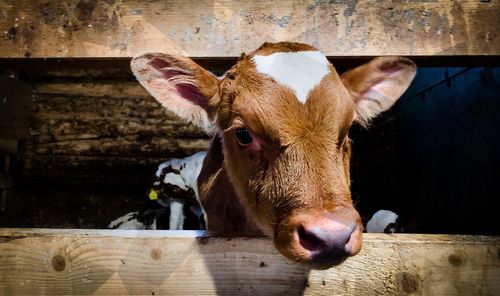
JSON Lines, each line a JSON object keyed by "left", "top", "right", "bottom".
{"left": 131, "top": 42, "right": 416, "bottom": 267}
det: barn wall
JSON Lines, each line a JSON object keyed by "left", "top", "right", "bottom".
{"left": 1, "top": 59, "right": 500, "bottom": 233}
{"left": 20, "top": 65, "right": 211, "bottom": 187}
{"left": 0, "top": 62, "right": 213, "bottom": 228}
{"left": 2, "top": 64, "right": 498, "bottom": 234}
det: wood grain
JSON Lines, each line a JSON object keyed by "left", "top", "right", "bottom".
{"left": 0, "top": 0, "right": 498, "bottom": 58}
{"left": 0, "top": 229, "right": 498, "bottom": 295}
{"left": 20, "top": 77, "right": 210, "bottom": 186}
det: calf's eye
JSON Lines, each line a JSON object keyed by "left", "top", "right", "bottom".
{"left": 235, "top": 127, "right": 253, "bottom": 146}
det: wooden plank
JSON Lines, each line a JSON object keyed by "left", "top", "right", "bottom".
{"left": 0, "top": 0, "right": 498, "bottom": 58}
{"left": 0, "top": 139, "right": 17, "bottom": 154}
{"left": 18, "top": 78, "right": 210, "bottom": 186}
{"left": 0, "top": 229, "right": 498, "bottom": 295}
{"left": 0, "top": 77, "right": 32, "bottom": 140}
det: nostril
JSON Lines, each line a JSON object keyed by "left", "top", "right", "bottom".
{"left": 343, "top": 227, "right": 354, "bottom": 244}
{"left": 297, "top": 225, "right": 324, "bottom": 251}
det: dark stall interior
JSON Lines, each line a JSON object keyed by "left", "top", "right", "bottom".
{"left": 0, "top": 59, "right": 499, "bottom": 235}
{"left": 351, "top": 66, "right": 500, "bottom": 235}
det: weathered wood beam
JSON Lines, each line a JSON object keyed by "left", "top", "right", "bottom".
{"left": 0, "top": 0, "right": 498, "bottom": 58}
{"left": 19, "top": 78, "right": 210, "bottom": 186}
{"left": 0, "top": 229, "right": 498, "bottom": 295}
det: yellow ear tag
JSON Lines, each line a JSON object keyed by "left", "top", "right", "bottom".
{"left": 149, "top": 189, "right": 158, "bottom": 200}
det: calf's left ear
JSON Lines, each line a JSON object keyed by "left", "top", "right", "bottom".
{"left": 131, "top": 53, "right": 219, "bottom": 134}
{"left": 341, "top": 57, "right": 416, "bottom": 124}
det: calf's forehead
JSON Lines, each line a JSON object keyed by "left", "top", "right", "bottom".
{"left": 223, "top": 47, "right": 355, "bottom": 140}
{"left": 252, "top": 51, "right": 330, "bottom": 104}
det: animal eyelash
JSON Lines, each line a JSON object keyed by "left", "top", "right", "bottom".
{"left": 222, "top": 125, "right": 238, "bottom": 134}
{"left": 222, "top": 115, "right": 246, "bottom": 135}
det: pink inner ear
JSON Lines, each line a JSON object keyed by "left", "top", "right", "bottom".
{"left": 379, "top": 62, "right": 402, "bottom": 74}
{"left": 149, "top": 58, "right": 208, "bottom": 109}
{"left": 379, "top": 58, "right": 415, "bottom": 74}
{"left": 176, "top": 83, "right": 208, "bottom": 109}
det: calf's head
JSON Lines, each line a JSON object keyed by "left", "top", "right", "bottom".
{"left": 132, "top": 42, "right": 416, "bottom": 266}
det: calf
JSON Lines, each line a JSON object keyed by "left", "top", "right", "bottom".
{"left": 131, "top": 42, "right": 416, "bottom": 267}
{"left": 150, "top": 151, "right": 206, "bottom": 229}
{"left": 365, "top": 209, "right": 400, "bottom": 233}
{"left": 108, "top": 152, "right": 206, "bottom": 230}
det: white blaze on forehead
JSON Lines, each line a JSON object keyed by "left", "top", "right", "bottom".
{"left": 252, "top": 51, "right": 330, "bottom": 103}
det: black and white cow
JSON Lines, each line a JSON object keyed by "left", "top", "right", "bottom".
{"left": 365, "top": 209, "right": 401, "bottom": 233}
{"left": 108, "top": 151, "right": 207, "bottom": 230}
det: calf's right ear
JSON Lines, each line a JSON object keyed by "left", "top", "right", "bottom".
{"left": 131, "top": 54, "right": 220, "bottom": 134}
{"left": 341, "top": 57, "right": 416, "bottom": 125}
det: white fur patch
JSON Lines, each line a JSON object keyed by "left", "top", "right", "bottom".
{"left": 252, "top": 51, "right": 330, "bottom": 103}
{"left": 366, "top": 210, "right": 399, "bottom": 233}
{"left": 163, "top": 173, "right": 188, "bottom": 190}
{"left": 107, "top": 212, "right": 146, "bottom": 230}
{"left": 156, "top": 151, "right": 207, "bottom": 201}
{"left": 169, "top": 199, "right": 185, "bottom": 230}
{"left": 154, "top": 152, "right": 208, "bottom": 228}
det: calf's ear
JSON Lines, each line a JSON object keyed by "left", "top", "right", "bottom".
{"left": 131, "top": 53, "right": 219, "bottom": 134}
{"left": 341, "top": 57, "right": 416, "bottom": 125}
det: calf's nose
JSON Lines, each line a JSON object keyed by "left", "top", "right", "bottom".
{"left": 297, "top": 219, "right": 355, "bottom": 260}
{"left": 294, "top": 209, "right": 362, "bottom": 264}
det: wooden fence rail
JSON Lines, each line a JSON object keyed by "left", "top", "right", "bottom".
{"left": 0, "top": 0, "right": 499, "bottom": 58}
{"left": 0, "top": 229, "right": 498, "bottom": 295}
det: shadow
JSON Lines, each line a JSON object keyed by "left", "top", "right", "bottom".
{"left": 91, "top": 230, "right": 311, "bottom": 295}
{"left": 85, "top": 230, "right": 311, "bottom": 295}
{"left": 196, "top": 233, "right": 312, "bottom": 296}
{"left": 109, "top": 230, "right": 314, "bottom": 295}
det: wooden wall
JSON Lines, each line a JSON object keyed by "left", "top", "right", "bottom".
{"left": 17, "top": 64, "right": 210, "bottom": 187}
{"left": 0, "top": 62, "right": 212, "bottom": 228}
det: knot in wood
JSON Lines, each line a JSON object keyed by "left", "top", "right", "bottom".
{"left": 396, "top": 271, "right": 420, "bottom": 294}
{"left": 150, "top": 249, "right": 162, "bottom": 261}
{"left": 51, "top": 255, "right": 66, "bottom": 272}
{"left": 448, "top": 252, "right": 466, "bottom": 267}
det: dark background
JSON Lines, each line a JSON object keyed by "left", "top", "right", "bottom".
{"left": 0, "top": 60, "right": 498, "bottom": 234}
{"left": 352, "top": 67, "right": 499, "bottom": 235}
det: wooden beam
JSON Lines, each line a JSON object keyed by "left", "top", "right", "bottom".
{"left": 19, "top": 77, "right": 210, "bottom": 187}
{"left": 0, "top": 229, "right": 498, "bottom": 295}
{"left": 0, "top": 0, "right": 498, "bottom": 58}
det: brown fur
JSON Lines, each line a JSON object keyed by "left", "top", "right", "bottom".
{"left": 131, "top": 41, "right": 416, "bottom": 266}
{"left": 201, "top": 43, "right": 357, "bottom": 235}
